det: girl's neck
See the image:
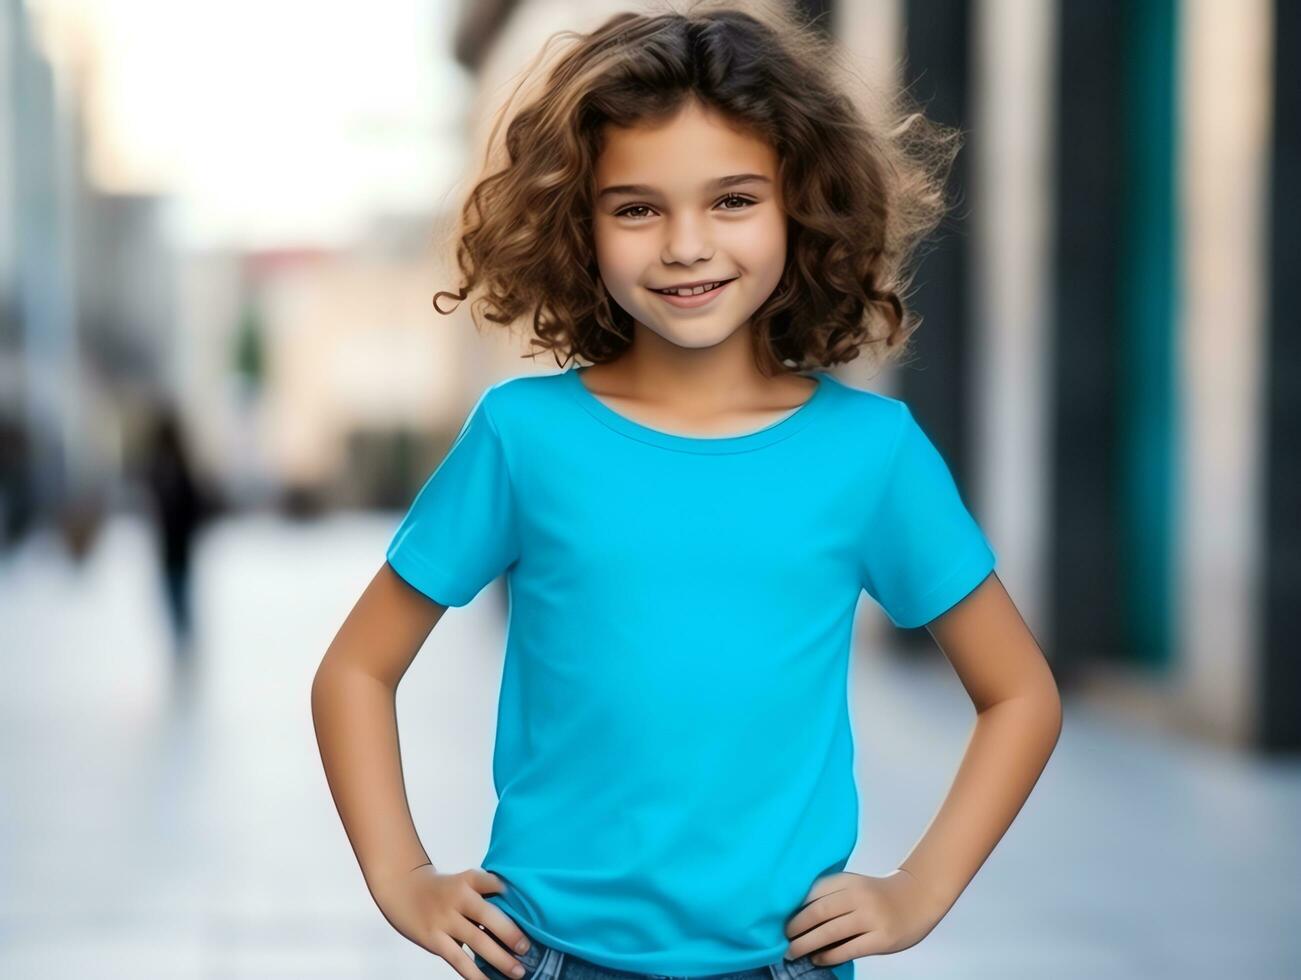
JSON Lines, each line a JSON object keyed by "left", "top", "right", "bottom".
{"left": 578, "top": 353, "right": 817, "bottom": 420}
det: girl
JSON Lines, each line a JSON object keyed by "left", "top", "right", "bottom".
{"left": 311, "top": 3, "right": 1062, "bottom": 980}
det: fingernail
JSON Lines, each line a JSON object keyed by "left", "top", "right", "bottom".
{"left": 512, "top": 966, "right": 525, "bottom": 977}
{"left": 516, "top": 940, "right": 530, "bottom": 953}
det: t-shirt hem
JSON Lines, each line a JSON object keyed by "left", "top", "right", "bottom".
{"left": 885, "top": 539, "right": 996, "bottom": 629}
{"left": 486, "top": 893, "right": 805, "bottom": 977}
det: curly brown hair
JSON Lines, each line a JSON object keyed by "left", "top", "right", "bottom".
{"left": 433, "top": 0, "right": 963, "bottom": 377}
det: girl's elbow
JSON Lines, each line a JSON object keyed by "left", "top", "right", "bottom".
{"left": 1040, "top": 674, "right": 1064, "bottom": 742}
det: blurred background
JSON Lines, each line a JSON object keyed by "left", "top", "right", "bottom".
{"left": 2, "top": 0, "right": 1298, "bottom": 977}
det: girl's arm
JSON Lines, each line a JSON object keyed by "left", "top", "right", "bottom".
{"left": 897, "top": 570, "right": 1062, "bottom": 919}
{"left": 311, "top": 562, "right": 444, "bottom": 890}
{"left": 311, "top": 563, "right": 532, "bottom": 978}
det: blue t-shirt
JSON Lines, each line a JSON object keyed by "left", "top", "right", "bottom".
{"left": 386, "top": 366, "right": 996, "bottom": 980}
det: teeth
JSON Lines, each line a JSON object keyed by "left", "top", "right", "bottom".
{"left": 658, "top": 281, "right": 725, "bottom": 297}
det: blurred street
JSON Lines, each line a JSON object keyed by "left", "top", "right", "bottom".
{"left": 2, "top": 513, "right": 1298, "bottom": 979}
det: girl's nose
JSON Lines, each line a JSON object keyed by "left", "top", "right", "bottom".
{"left": 661, "top": 216, "right": 713, "bottom": 265}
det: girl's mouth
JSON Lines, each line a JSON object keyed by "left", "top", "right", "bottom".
{"left": 647, "top": 278, "right": 736, "bottom": 309}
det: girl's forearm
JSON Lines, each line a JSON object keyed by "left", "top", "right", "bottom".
{"left": 311, "top": 662, "right": 433, "bottom": 889}
{"left": 898, "top": 687, "right": 1062, "bottom": 918}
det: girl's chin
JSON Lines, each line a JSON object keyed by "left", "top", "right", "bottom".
{"left": 640, "top": 320, "right": 749, "bottom": 350}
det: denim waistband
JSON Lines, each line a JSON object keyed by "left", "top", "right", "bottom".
{"left": 475, "top": 930, "right": 836, "bottom": 980}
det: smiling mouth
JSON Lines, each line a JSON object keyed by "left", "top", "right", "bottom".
{"left": 648, "top": 278, "right": 737, "bottom": 297}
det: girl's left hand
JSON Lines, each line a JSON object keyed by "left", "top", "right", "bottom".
{"left": 782, "top": 870, "right": 946, "bottom": 965}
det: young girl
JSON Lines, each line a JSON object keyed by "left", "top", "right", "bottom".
{"left": 311, "top": 4, "right": 1061, "bottom": 980}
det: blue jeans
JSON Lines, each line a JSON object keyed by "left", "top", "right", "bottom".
{"left": 472, "top": 931, "right": 837, "bottom": 980}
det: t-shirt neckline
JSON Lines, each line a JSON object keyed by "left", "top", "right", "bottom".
{"left": 563, "top": 365, "right": 831, "bottom": 455}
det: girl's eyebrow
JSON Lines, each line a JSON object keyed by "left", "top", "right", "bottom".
{"left": 597, "top": 173, "right": 771, "bottom": 199}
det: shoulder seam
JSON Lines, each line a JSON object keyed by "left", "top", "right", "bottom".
{"left": 855, "top": 399, "right": 910, "bottom": 587}
{"left": 826, "top": 375, "right": 900, "bottom": 407}
{"left": 477, "top": 388, "right": 521, "bottom": 564}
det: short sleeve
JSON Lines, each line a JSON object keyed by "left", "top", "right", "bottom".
{"left": 385, "top": 388, "right": 519, "bottom": 607}
{"left": 858, "top": 402, "right": 996, "bottom": 628}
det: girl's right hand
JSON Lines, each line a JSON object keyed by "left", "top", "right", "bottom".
{"left": 369, "top": 865, "right": 532, "bottom": 980}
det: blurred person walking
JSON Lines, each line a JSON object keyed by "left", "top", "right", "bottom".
{"left": 137, "top": 402, "right": 219, "bottom": 666}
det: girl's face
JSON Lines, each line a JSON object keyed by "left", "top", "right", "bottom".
{"left": 592, "top": 100, "right": 786, "bottom": 352}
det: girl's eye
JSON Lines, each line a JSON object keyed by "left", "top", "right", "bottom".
{"left": 717, "top": 194, "right": 756, "bottom": 211}
{"left": 613, "top": 195, "right": 758, "bottom": 220}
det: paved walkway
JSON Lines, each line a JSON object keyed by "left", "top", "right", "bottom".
{"left": 1, "top": 514, "right": 1295, "bottom": 978}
